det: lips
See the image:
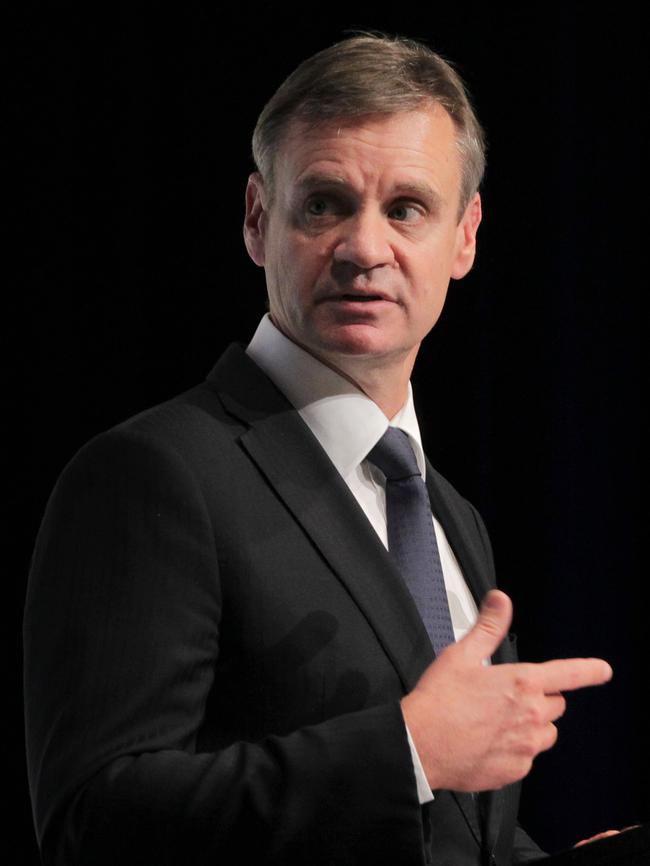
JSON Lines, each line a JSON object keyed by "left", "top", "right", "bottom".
{"left": 319, "top": 290, "right": 395, "bottom": 304}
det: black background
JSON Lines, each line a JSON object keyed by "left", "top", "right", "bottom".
{"left": 10, "top": 2, "right": 646, "bottom": 862}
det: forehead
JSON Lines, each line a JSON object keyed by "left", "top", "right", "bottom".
{"left": 273, "top": 105, "right": 462, "bottom": 199}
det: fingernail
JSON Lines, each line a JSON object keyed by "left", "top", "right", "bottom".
{"left": 483, "top": 592, "right": 499, "bottom": 610}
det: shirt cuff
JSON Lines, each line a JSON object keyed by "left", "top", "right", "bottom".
{"left": 405, "top": 723, "right": 435, "bottom": 804}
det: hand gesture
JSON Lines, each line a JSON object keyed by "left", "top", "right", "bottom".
{"left": 401, "top": 590, "right": 613, "bottom": 792}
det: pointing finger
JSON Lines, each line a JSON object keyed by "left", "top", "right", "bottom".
{"left": 536, "top": 658, "right": 613, "bottom": 693}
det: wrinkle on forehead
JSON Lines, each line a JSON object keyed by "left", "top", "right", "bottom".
{"left": 287, "top": 106, "right": 457, "bottom": 153}
{"left": 275, "top": 107, "right": 461, "bottom": 213}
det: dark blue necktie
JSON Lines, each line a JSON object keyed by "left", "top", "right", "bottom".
{"left": 367, "top": 427, "right": 456, "bottom": 655}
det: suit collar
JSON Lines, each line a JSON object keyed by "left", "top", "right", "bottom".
{"left": 246, "top": 314, "right": 426, "bottom": 480}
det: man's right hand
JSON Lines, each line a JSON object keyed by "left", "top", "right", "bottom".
{"left": 401, "top": 589, "right": 613, "bottom": 792}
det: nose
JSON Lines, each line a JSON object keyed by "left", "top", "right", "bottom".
{"left": 332, "top": 209, "right": 395, "bottom": 271}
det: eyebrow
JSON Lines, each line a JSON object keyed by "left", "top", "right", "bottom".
{"left": 295, "top": 173, "right": 444, "bottom": 212}
{"left": 295, "top": 173, "right": 350, "bottom": 194}
{"left": 391, "top": 182, "right": 444, "bottom": 212}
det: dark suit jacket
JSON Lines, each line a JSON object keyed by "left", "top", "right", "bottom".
{"left": 24, "top": 344, "right": 545, "bottom": 865}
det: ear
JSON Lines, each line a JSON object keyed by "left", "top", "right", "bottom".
{"left": 243, "top": 172, "right": 268, "bottom": 267}
{"left": 450, "top": 193, "right": 482, "bottom": 280}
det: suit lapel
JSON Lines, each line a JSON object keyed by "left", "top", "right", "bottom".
{"left": 207, "top": 344, "right": 434, "bottom": 692}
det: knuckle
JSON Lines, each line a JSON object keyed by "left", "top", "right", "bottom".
{"left": 513, "top": 671, "right": 536, "bottom": 695}
{"left": 479, "top": 619, "right": 503, "bottom": 641}
{"left": 523, "top": 702, "right": 544, "bottom": 726}
{"left": 518, "top": 720, "right": 557, "bottom": 759}
{"left": 521, "top": 736, "right": 539, "bottom": 759}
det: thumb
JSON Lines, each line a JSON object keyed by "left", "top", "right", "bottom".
{"left": 458, "top": 589, "right": 512, "bottom": 663}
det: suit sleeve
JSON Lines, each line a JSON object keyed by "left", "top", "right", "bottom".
{"left": 24, "top": 430, "right": 426, "bottom": 866}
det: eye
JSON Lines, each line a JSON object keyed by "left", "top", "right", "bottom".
{"left": 305, "top": 196, "right": 333, "bottom": 217}
{"left": 388, "top": 202, "right": 423, "bottom": 223}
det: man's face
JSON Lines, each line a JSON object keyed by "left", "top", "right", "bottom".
{"left": 244, "top": 104, "right": 481, "bottom": 372}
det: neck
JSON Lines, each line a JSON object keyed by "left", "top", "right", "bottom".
{"left": 311, "top": 347, "right": 419, "bottom": 419}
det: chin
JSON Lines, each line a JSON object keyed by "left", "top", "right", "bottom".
{"left": 312, "top": 324, "right": 383, "bottom": 353}
{"left": 313, "top": 327, "right": 411, "bottom": 366}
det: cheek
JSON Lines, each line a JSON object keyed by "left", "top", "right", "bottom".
{"left": 415, "top": 240, "right": 456, "bottom": 294}
{"left": 412, "top": 264, "right": 451, "bottom": 327}
{"left": 267, "top": 245, "right": 319, "bottom": 317}
{"left": 286, "top": 239, "right": 330, "bottom": 287}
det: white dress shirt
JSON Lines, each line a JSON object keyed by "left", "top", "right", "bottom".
{"left": 246, "top": 314, "right": 479, "bottom": 803}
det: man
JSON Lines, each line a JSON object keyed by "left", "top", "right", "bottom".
{"left": 24, "top": 33, "right": 613, "bottom": 865}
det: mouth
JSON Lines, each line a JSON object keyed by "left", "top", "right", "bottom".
{"left": 338, "top": 293, "right": 387, "bottom": 302}
{"left": 321, "top": 291, "right": 395, "bottom": 304}
{"left": 316, "top": 293, "right": 397, "bottom": 322}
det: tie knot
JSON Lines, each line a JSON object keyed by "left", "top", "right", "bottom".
{"left": 366, "top": 427, "right": 421, "bottom": 481}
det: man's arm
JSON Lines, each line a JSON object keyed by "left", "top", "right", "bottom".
{"left": 24, "top": 430, "right": 426, "bottom": 866}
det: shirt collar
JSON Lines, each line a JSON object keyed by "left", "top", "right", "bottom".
{"left": 246, "top": 315, "right": 426, "bottom": 481}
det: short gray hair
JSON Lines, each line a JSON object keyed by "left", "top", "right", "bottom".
{"left": 251, "top": 32, "right": 486, "bottom": 219}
